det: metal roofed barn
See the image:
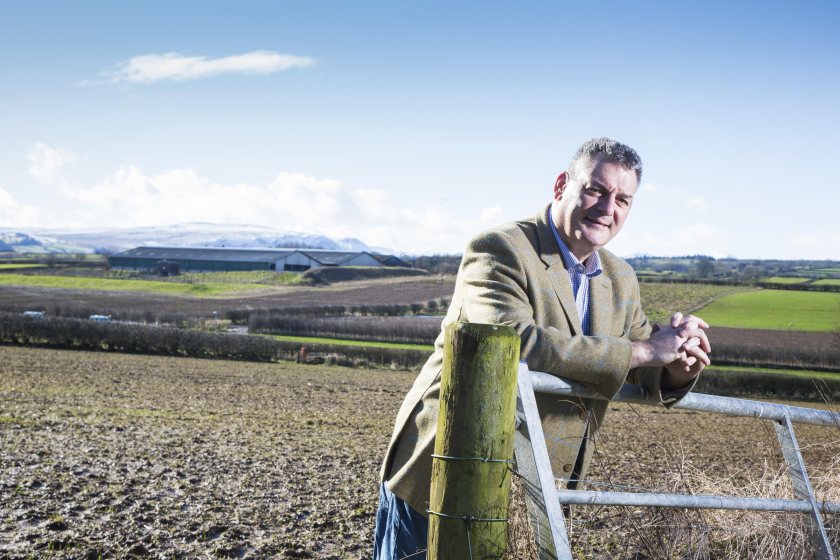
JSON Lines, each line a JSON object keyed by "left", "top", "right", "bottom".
{"left": 108, "top": 246, "right": 408, "bottom": 274}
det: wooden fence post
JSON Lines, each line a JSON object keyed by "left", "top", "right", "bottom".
{"left": 428, "top": 322, "right": 520, "bottom": 559}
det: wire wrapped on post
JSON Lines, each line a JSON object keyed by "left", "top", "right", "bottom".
{"left": 431, "top": 453, "right": 514, "bottom": 464}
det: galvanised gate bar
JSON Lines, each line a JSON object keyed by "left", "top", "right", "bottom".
{"left": 514, "top": 363, "right": 840, "bottom": 560}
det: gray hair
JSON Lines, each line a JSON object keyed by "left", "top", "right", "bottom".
{"left": 568, "top": 137, "right": 643, "bottom": 183}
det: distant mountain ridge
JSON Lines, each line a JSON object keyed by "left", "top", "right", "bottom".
{"left": 0, "top": 223, "right": 384, "bottom": 255}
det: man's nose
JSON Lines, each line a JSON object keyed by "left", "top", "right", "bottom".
{"left": 597, "top": 193, "right": 617, "bottom": 214}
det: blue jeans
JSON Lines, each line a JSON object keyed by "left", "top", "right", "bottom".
{"left": 373, "top": 483, "right": 429, "bottom": 559}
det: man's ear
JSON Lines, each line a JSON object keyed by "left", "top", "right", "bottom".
{"left": 553, "top": 172, "right": 569, "bottom": 201}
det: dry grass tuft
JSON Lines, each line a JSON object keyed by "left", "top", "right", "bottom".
{"left": 661, "top": 456, "right": 840, "bottom": 559}
{"left": 504, "top": 474, "right": 538, "bottom": 560}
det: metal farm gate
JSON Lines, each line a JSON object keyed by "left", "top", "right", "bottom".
{"left": 515, "top": 363, "right": 840, "bottom": 559}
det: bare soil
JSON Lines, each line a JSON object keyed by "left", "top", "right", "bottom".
{"left": 2, "top": 346, "right": 838, "bottom": 558}
{"left": 0, "top": 346, "right": 408, "bottom": 558}
{"left": 710, "top": 326, "right": 837, "bottom": 355}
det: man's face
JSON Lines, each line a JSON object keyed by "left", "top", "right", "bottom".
{"left": 551, "top": 156, "right": 638, "bottom": 261}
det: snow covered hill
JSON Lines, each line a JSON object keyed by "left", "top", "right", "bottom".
{"left": 0, "top": 223, "right": 378, "bottom": 254}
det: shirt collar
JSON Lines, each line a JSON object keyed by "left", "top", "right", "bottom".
{"left": 548, "top": 208, "right": 602, "bottom": 277}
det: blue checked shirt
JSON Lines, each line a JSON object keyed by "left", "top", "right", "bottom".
{"left": 548, "top": 211, "right": 603, "bottom": 335}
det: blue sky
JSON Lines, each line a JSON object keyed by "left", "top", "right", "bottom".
{"left": 1, "top": 0, "right": 839, "bottom": 258}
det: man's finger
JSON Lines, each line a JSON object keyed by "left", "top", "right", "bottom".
{"left": 688, "top": 360, "right": 706, "bottom": 376}
{"left": 682, "top": 314, "right": 710, "bottom": 330}
{"left": 693, "top": 315, "right": 710, "bottom": 330}
{"left": 670, "top": 312, "right": 683, "bottom": 328}
{"left": 678, "top": 320, "right": 711, "bottom": 342}
{"left": 678, "top": 322, "right": 699, "bottom": 338}
{"left": 679, "top": 337, "right": 700, "bottom": 352}
{"left": 680, "top": 329, "right": 711, "bottom": 353}
{"left": 683, "top": 344, "right": 710, "bottom": 366}
{"left": 697, "top": 329, "right": 711, "bottom": 353}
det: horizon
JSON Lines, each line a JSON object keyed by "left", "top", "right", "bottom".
{"left": 2, "top": 1, "right": 839, "bottom": 259}
{"left": 4, "top": 224, "right": 840, "bottom": 263}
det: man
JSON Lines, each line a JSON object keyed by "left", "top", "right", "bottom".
{"left": 374, "top": 137, "right": 711, "bottom": 558}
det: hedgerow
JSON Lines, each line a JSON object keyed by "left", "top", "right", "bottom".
{"left": 0, "top": 313, "right": 428, "bottom": 369}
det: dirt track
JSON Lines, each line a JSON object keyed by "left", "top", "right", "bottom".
{"left": 1, "top": 346, "right": 838, "bottom": 558}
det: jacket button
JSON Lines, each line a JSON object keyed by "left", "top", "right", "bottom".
{"left": 563, "top": 463, "right": 573, "bottom": 473}
{"left": 579, "top": 410, "right": 588, "bottom": 421}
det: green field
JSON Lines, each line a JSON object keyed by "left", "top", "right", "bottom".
{"left": 0, "top": 273, "right": 271, "bottom": 297}
{"left": 694, "top": 289, "right": 840, "bottom": 331}
{"left": 763, "top": 276, "right": 811, "bottom": 284}
{"left": 0, "top": 263, "right": 47, "bottom": 270}
{"left": 706, "top": 364, "right": 840, "bottom": 380}
{"left": 812, "top": 279, "right": 840, "bottom": 286}
{"left": 267, "top": 334, "right": 434, "bottom": 352}
{"left": 169, "top": 270, "right": 306, "bottom": 285}
{"left": 639, "top": 283, "right": 753, "bottom": 324}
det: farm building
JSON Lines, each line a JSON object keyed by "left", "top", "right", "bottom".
{"left": 108, "top": 246, "right": 409, "bottom": 274}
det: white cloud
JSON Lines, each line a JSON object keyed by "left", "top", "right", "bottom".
{"left": 0, "top": 185, "right": 42, "bottom": 227}
{"left": 29, "top": 142, "right": 77, "bottom": 185}
{"left": 56, "top": 166, "right": 474, "bottom": 254}
{"left": 104, "top": 50, "right": 315, "bottom": 84}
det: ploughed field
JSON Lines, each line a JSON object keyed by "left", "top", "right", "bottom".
{"left": 0, "top": 275, "right": 457, "bottom": 318}
{"left": 0, "top": 347, "right": 405, "bottom": 558}
{"left": 2, "top": 347, "right": 838, "bottom": 558}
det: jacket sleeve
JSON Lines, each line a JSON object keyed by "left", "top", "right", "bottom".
{"left": 623, "top": 279, "right": 697, "bottom": 407}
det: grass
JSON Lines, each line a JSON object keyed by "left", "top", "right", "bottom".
{"left": 694, "top": 289, "right": 840, "bottom": 331}
{"left": 265, "top": 333, "right": 434, "bottom": 352}
{"left": 763, "top": 276, "right": 811, "bottom": 284}
{"left": 168, "top": 270, "right": 306, "bottom": 286}
{"left": 639, "top": 282, "right": 753, "bottom": 324}
{"left": 0, "top": 263, "right": 47, "bottom": 270}
{"left": 813, "top": 279, "right": 840, "bottom": 286}
{"left": 0, "top": 273, "right": 271, "bottom": 297}
{"left": 706, "top": 364, "right": 840, "bottom": 380}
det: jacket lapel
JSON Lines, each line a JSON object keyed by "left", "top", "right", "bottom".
{"left": 535, "top": 207, "right": 581, "bottom": 335}
{"left": 588, "top": 270, "right": 614, "bottom": 337}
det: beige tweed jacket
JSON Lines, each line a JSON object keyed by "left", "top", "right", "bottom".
{"left": 381, "top": 207, "right": 693, "bottom": 514}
